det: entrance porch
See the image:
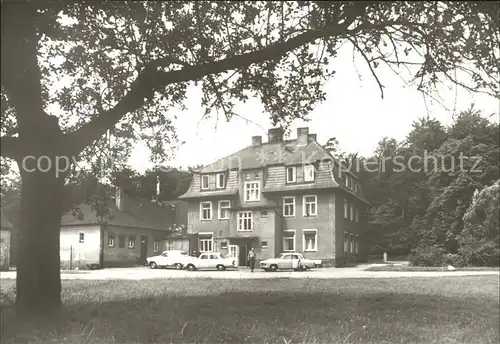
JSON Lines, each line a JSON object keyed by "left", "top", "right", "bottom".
{"left": 226, "top": 237, "right": 259, "bottom": 268}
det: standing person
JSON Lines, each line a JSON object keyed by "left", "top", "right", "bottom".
{"left": 248, "top": 248, "right": 256, "bottom": 272}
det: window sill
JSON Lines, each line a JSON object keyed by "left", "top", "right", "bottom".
{"left": 218, "top": 218, "right": 229, "bottom": 221}
{"left": 283, "top": 215, "right": 295, "bottom": 218}
{"left": 303, "top": 214, "right": 317, "bottom": 217}
{"left": 200, "top": 218, "right": 212, "bottom": 221}
{"left": 304, "top": 249, "right": 317, "bottom": 252}
{"left": 237, "top": 230, "right": 253, "bottom": 232}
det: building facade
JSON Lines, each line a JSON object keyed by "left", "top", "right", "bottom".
{"left": 60, "top": 188, "right": 189, "bottom": 269}
{"left": 179, "top": 127, "right": 369, "bottom": 267}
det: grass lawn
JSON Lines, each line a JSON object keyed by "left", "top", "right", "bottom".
{"left": 364, "top": 265, "right": 500, "bottom": 272}
{"left": 1, "top": 276, "right": 499, "bottom": 344}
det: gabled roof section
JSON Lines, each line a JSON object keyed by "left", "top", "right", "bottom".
{"left": 200, "top": 139, "right": 331, "bottom": 173}
{"left": 61, "top": 196, "right": 175, "bottom": 231}
{"left": 314, "top": 142, "right": 370, "bottom": 205}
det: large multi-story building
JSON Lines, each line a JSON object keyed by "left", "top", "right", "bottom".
{"left": 179, "top": 127, "right": 369, "bottom": 267}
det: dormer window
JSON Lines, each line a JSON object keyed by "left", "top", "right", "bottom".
{"left": 201, "top": 175, "right": 209, "bottom": 190}
{"left": 216, "top": 173, "right": 225, "bottom": 189}
{"left": 304, "top": 164, "right": 315, "bottom": 182}
{"left": 244, "top": 181, "right": 260, "bottom": 202}
{"left": 286, "top": 166, "right": 296, "bottom": 183}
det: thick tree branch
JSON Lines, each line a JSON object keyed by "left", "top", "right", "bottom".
{"left": 67, "top": 2, "right": 370, "bottom": 154}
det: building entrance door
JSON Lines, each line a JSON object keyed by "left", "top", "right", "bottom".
{"left": 140, "top": 236, "right": 148, "bottom": 264}
{"left": 239, "top": 244, "right": 249, "bottom": 267}
{"left": 228, "top": 245, "right": 239, "bottom": 267}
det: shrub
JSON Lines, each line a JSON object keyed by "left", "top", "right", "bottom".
{"left": 457, "top": 181, "right": 500, "bottom": 267}
{"left": 409, "top": 245, "right": 458, "bottom": 267}
{"left": 457, "top": 239, "right": 500, "bottom": 267}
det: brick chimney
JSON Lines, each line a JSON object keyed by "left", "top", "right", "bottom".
{"left": 268, "top": 127, "right": 284, "bottom": 143}
{"left": 251, "top": 136, "right": 262, "bottom": 146}
{"left": 116, "top": 186, "right": 126, "bottom": 211}
{"left": 308, "top": 133, "right": 317, "bottom": 142}
{"left": 297, "top": 127, "right": 309, "bottom": 146}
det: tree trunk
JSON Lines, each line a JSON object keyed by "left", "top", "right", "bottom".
{"left": 15, "top": 162, "right": 66, "bottom": 316}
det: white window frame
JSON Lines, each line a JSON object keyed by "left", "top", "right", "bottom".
{"left": 355, "top": 207, "right": 360, "bottom": 222}
{"left": 199, "top": 232, "right": 214, "bottom": 252}
{"left": 350, "top": 203, "right": 354, "bottom": 221}
{"left": 79, "top": 232, "right": 84, "bottom": 243}
{"left": 286, "top": 166, "right": 296, "bottom": 183}
{"left": 153, "top": 240, "right": 160, "bottom": 252}
{"left": 218, "top": 200, "right": 231, "bottom": 220}
{"left": 302, "top": 195, "right": 317, "bottom": 217}
{"left": 303, "top": 229, "right": 318, "bottom": 252}
{"left": 216, "top": 173, "right": 225, "bottom": 189}
{"left": 304, "top": 164, "right": 315, "bottom": 182}
{"left": 244, "top": 181, "right": 260, "bottom": 202}
{"left": 128, "top": 238, "right": 135, "bottom": 249}
{"left": 282, "top": 196, "right": 295, "bottom": 217}
{"left": 344, "top": 199, "right": 349, "bottom": 219}
{"left": 107, "top": 236, "right": 115, "bottom": 247}
{"left": 350, "top": 234, "right": 355, "bottom": 253}
{"left": 200, "top": 201, "right": 213, "bottom": 221}
{"left": 283, "top": 230, "right": 296, "bottom": 252}
{"left": 355, "top": 236, "right": 359, "bottom": 254}
{"left": 237, "top": 211, "right": 253, "bottom": 231}
{"left": 201, "top": 175, "right": 209, "bottom": 190}
{"left": 261, "top": 241, "right": 268, "bottom": 249}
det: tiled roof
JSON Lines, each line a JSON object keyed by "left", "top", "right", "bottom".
{"left": 199, "top": 140, "right": 331, "bottom": 173}
{"left": 179, "top": 133, "right": 369, "bottom": 204}
{"left": 61, "top": 197, "right": 176, "bottom": 231}
{"left": 179, "top": 187, "right": 238, "bottom": 199}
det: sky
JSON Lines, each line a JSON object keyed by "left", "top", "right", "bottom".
{"left": 128, "top": 45, "right": 499, "bottom": 174}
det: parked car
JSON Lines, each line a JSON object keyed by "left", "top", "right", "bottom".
{"left": 260, "top": 252, "right": 316, "bottom": 271}
{"left": 184, "top": 252, "right": 236, "bottom": 271}
{"left": 146, "top": 250, "right": 191, "bottom": 269}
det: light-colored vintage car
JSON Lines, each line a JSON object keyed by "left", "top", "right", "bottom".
{"left": 260, "top": 252, "right": 316, "bottom": 271}
{"left": 184, "top": 252, "right": 236, "bottom": 271}
{"left": 146, "top": 250, "right": 191, "bottom": 269}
